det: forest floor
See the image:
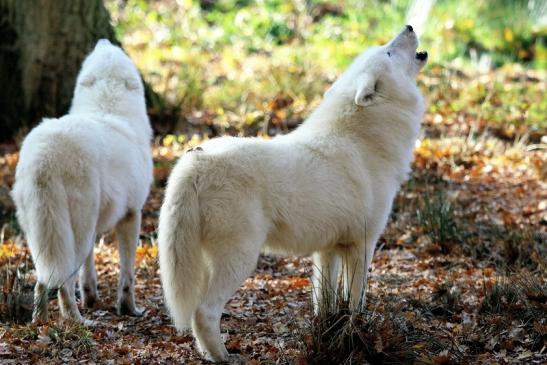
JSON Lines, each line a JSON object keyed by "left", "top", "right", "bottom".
{"left": 0, "top": 87, "right": 545, "bottom": 363}
{"left": 0, "top": 23, "right": 546, "bottom": 364}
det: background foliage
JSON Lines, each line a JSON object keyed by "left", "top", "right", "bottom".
{"left": 106, "top": 0, "right": 546, "bottom": 138}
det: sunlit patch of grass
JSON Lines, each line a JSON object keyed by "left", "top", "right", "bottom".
{"left": 14, "top": 321, "right": 95, "bottom": 354}
{"left": 425, "top": 67, "right": 546, "bottom": 138}
{"left": 48, "top": 321, "right": 95, "bottom": 352}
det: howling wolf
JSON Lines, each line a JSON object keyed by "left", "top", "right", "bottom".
{"left": 159, "top": 26, "right": 428, "bottom": 362}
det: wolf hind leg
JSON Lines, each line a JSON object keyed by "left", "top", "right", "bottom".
{"left": 79, "top": 236, "right": 98, "bottom": 309}
{"left": 58, "top": 275, "right": 84, "bottom": 322}
{"left": 192, "top": 233, "right": 263, "bottom": 363}
{"left": 340, "top": 242, "right": 370, "bottom": 311}
{"left": 115, "top": 209, "right": 143, "bottom": 317}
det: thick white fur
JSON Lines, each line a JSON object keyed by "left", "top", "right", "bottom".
{"left": 12, "top": 40, "right": 153, "bottom": 323}
{"left": 158, "top": 27, "right": 427, "bottom": 362}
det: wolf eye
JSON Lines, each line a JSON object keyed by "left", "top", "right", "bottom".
{"left": 387, "top": 51, "right": 391, "bottom": 57}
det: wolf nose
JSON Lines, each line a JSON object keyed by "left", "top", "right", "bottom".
{"left": 416, "top": 51, "right": 428, "bottom": 61}
{"left": 406, "top": 25, "right": 414, "bottom": 32}
{"left": 416, "top": 51, "right": 427, "bottom": 61}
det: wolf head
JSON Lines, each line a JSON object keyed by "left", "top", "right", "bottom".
{"left": 70, "top": 39, "right": 147, "bottom": 120}
{"left": 325, "top": 25, "right": 427, "bottom": 110}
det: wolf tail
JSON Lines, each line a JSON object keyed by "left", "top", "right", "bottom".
{"left": 158, "top": 155, "right": 205, "bottom": 330}
{"left": 12, "top": 170, "right": 77, "bottom": 289}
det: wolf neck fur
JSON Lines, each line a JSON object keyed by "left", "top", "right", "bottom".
{"left": 70, "top": 96, "right": 152, "bottom": 144}
{"left": 298, "top": 94, "right": 421, "bottom": 182}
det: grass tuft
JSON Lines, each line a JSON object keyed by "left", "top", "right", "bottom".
{"left": 480, "top": 279, "right": 521, "bottom": 314}
{"left": 0, "top": 243, "right": 34, "bottom": 323}
{"left": 14, "top": 321, "right": 95, "bottom": 355}
{"left": 302, "top": 273, "right": 458, "bottom": 364}
{"left": 417, "top": 191, "right": 460, "bottom": 253}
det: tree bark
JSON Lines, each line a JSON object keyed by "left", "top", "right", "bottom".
{"left": 0, "top": 0, "right": 117, "bottom": 141}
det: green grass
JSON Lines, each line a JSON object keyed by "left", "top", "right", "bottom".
{"left": 416, "top": 191, "right": 460, "bottom": 253}
{"left": 14, "top": 321, "right": 95, "bottom": 354}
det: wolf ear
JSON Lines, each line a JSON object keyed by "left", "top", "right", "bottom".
{"left": 124, "top": 78, "right": 140, "bottom": 91}
{"left": 354, "top": 73, "right": 376, "bottom": 107}
{"left": 79, "top": 74, "right": 96, "bottom": 87}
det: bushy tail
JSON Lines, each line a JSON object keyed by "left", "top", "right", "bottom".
{"left": 12, "top": 172, "right": 76, "bottom": 289}
{"left": 158, "top": 157, "right": 205, "bottom": 330}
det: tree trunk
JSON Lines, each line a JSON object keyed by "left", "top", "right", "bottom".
{"left": 0, "top": 0, "right": 117, "bottom": 141}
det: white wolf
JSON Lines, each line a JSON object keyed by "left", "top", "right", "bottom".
{"left": 158, "top": 26, "right": 427, "bottom": 362}
{"left": 12, "top": 39, "right": 153, "bottom": 324}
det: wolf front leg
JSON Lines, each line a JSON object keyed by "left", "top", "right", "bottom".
{"left": 311, "top": 249, "right": 341, "bottom": 314}
{"left": 191, "top": 233, "right": 263, "bottom": 363}
{"left": 341, "top": 237, "right": 377, "bottom": 311}
{"left": 115, "top": 209, "right": 143, "bottom": 317}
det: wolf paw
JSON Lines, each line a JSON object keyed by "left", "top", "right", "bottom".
{"left": 117, "top": 302, "right": 144, "bottom": 317}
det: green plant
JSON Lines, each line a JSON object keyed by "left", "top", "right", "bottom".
{"left": 14, "top": 321, "right": 95, "bottom": 354}
{"left": 417, "top": 191, "right": 460, "bottom": 253}
{"left": 105, "top": 0, "right": 546, "bottom": 139}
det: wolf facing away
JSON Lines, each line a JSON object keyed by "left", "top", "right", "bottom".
{"left": 158, "top": 26, "right": 428, "bottom": 362}
{"left": 12, "top": 40, "right": 153, "bottom": 324}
